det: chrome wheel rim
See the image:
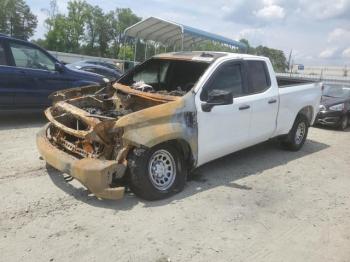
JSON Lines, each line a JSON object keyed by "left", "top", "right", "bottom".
{"left": 295, "top": 122, "right": 306, "bottom": 145}
{"left": 148, "top": 149, "right": 176, "bottom": 191}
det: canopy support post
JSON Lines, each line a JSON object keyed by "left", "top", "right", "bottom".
{"left": 181, "top": 33, "right": 184, "bottom": 51}
{"left": 144, "top": 41, "right": 148, "bottom": 60}
{"left": 122, "top": 37, "right": 126, "bottom": 61}
{"left": 133, "top": 38, "right": 137, "bottom": 63}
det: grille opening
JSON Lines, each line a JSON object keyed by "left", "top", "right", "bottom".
{"left": 48, "top": 125, "right": 104, "bottom": 158}
{"left": 51, "top": 108, "right": 90, "bottom": 131}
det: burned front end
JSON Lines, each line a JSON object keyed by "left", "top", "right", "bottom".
{"left": 37, "top": 85, "right": 133, "bottom": 199}
{"left": 36, "top": 83, "right": 180, "bottom": 199}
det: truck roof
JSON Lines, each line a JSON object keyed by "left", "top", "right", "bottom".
{"left": 154, "top": 51, "right": 266, "bottom": 63}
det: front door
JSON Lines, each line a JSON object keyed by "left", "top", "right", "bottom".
{"left": 195, "top": 60, "right": 252, "bottom": 166}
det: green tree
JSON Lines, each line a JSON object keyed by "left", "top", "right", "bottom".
{"left": 66, "top": 0, "right": 87, "bottom": 52}
{"left": 83, "top": 5, "right": 113, "bottom": 57}
{"left": 45, "top": 14, "right": 72, "bottom": 52}
{"left": 109, "top": 8, "right": 141, "bottom": 58}
{"left": 254, "top": 45, "right": 288, "bottom": 72}
{"left": 0, "top": 0, "right": 37, "bottom": 40}
{"left": 84, "top": 4, "right": 101, "bottom": 52}
{"left": 239, "top": 38, "right": 254, "bottom": 53}
{"left": 44, "top": 0, "right": 87, "bottom": 53}
{"left": 42, "top": 2, "right": 140, "bottom": 58}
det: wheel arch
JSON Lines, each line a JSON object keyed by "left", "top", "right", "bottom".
{"left": 297, "top": 105, "right": 314, "bottom": 125}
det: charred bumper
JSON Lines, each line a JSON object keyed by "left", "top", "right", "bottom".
{"left": 36, "top": 124, "right": 125, "bottom": 200}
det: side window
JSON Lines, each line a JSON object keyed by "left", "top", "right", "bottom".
{"left": 246, "top": 60, "right": 271, "bottom": 94}
{"left": 9, "top": 42, "right": 55, "bottom": 71}
{"left": 201, "top": 62, "right": 244, "bottom": 101}
{"left": 0, "top": 42, "right": 7, "bottom": 65}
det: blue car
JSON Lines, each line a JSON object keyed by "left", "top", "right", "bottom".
{"left": 66, "top": 61, "right": 122, "bottom": 82}
{"left": 80, "top": 60, "right": 123, "bottom": 73}
{"left": 0, "top": 34, "right": 109, "bottom": 110}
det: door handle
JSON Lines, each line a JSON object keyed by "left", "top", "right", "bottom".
{"left": 239, "top": 105, "right": 250, "bottom": 110}
{"left": 268, "top": 99, "right": 277, "bottom": 104}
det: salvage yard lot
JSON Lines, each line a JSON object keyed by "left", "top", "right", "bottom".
{"left": 0, "top": 113, "right": 350, "bottom": 262}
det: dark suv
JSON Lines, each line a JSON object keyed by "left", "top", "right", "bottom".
{"left": 0, "top": 34, "right": 108, "bottom": 110}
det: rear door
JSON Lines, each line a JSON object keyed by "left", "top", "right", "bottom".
{"left": 245, "top": 60, "right": 279, "bottom": 144}
{"left": 0, "top": 39, "right": 15, "bottom": 108}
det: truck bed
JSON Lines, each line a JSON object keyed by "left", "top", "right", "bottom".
{"left": 277, "top": 76, "right": 317, "bottom": 88}
{"left": 275, "top": 78, "right": 321, "bottom": 136}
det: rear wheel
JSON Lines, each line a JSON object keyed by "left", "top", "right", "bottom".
{"left": 339, "top": 115, "right": 348, "bottom": 131}
{"left": 281, "top": 114, "right": 309, "bottom": 151}
{"left": 127, "top": 143, "right": 186, "bottom": 200}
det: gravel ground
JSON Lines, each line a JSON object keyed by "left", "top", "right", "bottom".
{"left": 0, "top": 112, "right": 349, "bottom": 262}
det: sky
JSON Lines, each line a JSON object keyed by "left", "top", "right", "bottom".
{"left": 27, "top": 0, "right": 350, "bottom": 66}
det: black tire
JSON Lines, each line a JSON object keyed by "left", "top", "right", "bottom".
{"left": 281, "top": 114, "right": 309, "bottom": 151}
{"left": 339, "top": 115, "right": 348, "bottom": 131}
{"left": 127, "top": 143, "right": 186, "bottom": 200}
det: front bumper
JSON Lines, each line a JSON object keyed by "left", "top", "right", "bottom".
{"left": 36, "top": 124, "right": 125, "bottom": 200}
{"left": 315, "top": 111, "right": 342, "bottom": 126}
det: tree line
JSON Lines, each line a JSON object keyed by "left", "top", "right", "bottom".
{"left": 0, "top": 0, "right": 37, "bottom": 40}
{"left": 0, "top": 0, "right": 288, "bottom": 72}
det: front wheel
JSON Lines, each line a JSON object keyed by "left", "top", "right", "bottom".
{"left": 127, "top": 143, "right": 186, "bottom": 200}
{"left": 281, "top": 114, "right": 309, "bottom": 151}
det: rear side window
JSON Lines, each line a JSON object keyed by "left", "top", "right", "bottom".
{"left": 0, "top": 43, "right": 6, "bottom": 65}
{"left": 247, "top": 60, "right": 271, "bottom": 94}
{"left": 201, "top": 62, "right": 244, "bottom": 101}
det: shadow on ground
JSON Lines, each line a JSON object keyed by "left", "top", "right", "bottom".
{"left": 47, "top": 137, "right": 329, "bottom": 211}
{"left": 0, "top": 112, "right": 46, "bottom": 131}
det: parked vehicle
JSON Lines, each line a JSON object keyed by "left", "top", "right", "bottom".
{"left": 67, "top": 61, "right": 122, "bottom": 82}
{"left": 0, "top": 34, "right": 109, "bottom": 110}
{"left": 315, "top": 85, "right": 350, "bottom": 130}
{"left": 37, "top": 52, "right": 322, "bottom": 200}
{"left": 81, "top": 60, "right": 122, "bottom": 73}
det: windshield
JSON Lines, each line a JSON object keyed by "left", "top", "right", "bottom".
{"left": 118, "top": 58, "right": 209, "bottom": 96}
{"left": 322, "top": 86, "right": 350, "bottom": 98}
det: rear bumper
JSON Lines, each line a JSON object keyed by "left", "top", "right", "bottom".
{"left": 36, "top": 124, "right": 125, "bottom": 200}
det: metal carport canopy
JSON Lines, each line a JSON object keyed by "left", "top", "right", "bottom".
{"left": 124, "top": 16, "right": 246, "bottom": 50}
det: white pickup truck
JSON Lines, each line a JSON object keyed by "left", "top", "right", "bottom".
{"left": 37, "top": 52, "right": 322, "bottom": 200}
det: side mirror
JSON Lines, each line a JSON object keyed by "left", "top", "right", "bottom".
{"left": 55, "top": 62, "right": 64, "bottom": 73}
{"left": 201, "top": 89, "right": 233, "bottom": 112}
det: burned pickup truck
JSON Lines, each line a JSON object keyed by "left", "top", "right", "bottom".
{"left": 37, "top": 52, "right": 321, "bottom": 200}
